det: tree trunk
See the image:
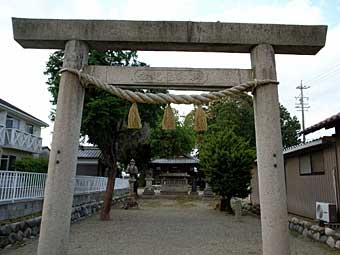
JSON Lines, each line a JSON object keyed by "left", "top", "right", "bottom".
{"left": 220, "top": 197, "right": 233, "bottom": 214}
{"left": 100, "top": 168, "right": 116, "bottom": 220}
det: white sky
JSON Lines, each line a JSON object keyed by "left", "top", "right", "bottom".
{"left": 1, "top": 0, "right": 340, "bottom": 146}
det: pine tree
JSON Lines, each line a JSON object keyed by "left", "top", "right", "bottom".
{"left": 199, "top": 127, "right": 255, "bottom": 213}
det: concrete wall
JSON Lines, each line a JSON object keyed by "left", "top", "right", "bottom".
{"left": 0, "top": 188, "right": 129, "bottom": 222}
{"left": 0, "top": 191, "right": 104, "bottom": 221}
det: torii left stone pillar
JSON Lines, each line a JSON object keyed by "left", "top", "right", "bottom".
{"left": 37, "top": 40, "right": 88, "bottom": 255}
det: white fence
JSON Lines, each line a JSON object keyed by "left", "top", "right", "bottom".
{"left": 0, "top": 171, "right": 129, "bottom": 202}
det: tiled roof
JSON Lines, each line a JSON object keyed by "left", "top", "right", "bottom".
{"left": 78, "top": 146, "right": 102, "bottom": 159}
{"left": 301, "top": 112, "right": 340, "bottom": 135}
{"left": 0, "top": 98, "right": 48, "bottom": 127}
{"left": 150, "top": 156, "right": 198, "bottom": 165}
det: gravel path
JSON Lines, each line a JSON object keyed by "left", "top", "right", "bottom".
{"left": 2, "top": 198, "right": 339, "bottom": 255}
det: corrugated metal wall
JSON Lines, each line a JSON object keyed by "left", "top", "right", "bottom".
{"left": 285, "top": 145, "right": 337, "bottom": 218}
{"left": 250, "top": 144, "right": 338, "bottom": 219}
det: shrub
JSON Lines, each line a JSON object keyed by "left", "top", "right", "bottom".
{"left": 199, "top": 128, "right": 255, "bottom": 213}
{"left": 14, "top": 157, "right": 49, "bottom": 173}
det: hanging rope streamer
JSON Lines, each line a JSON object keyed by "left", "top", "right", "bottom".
{"left": 127, "top": 103, "right": 142, "bottom": 129}
{"left": 194, "top": 105, "right": 207, "bottom": 132}
{"left": 162, "top": 104, "right": 176, "bottom": 130}
{"left": 60, "top": 68, "right": 279, "bottom": 130}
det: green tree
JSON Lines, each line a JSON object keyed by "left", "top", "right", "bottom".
{"left": 45, "top": 50, "right": 163, "bottom": 220}
{"left": 199, "top": 128, "right": 255, "bottom": 213}
{"left": 150, "top": 114, "right": 195, "bottom": 158}
{"left": 206, "top": 93, "right": 301, "bottom": 148}
{"left": 280, "top": 105, "right": 301, "bottom": 148}
{"left": 206, "top": 92, "right": 255, "bottom": 147}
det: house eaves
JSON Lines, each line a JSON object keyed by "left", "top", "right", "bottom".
{"left": 283, "top": 137, "right": 334, "bottom": 156}
{"left": 301, "top": 112, "right": 340, "bottom": 135}
{"left": 0, "top": 98, "right": 49, "bottom": 127}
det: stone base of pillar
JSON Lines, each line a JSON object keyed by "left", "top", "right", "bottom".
{"left": 123, "top": 196, "right": 138, "bottom": 209}
{"left": 233, "top": 199, "right": 243, "bottom": 219}
{"left": 143, "top": 187, "right": 155, "bottom": 196}
{"left": 203, "top": 184, "right": 214, "bottom": 198}
{"left": 190, "top": 191, "right": 198, "bottom": 196}
{"left": 143, "top": 177, "right": 155, "bottom": 196}
{"left": 123, "top": 177, "right": 139, "bottom": 209}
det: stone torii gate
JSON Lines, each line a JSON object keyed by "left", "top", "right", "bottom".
{"left": 12, "top": 18, "right": 327, "bottom": 255}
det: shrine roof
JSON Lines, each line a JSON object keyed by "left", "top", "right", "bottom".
{"left": 150, "top": 156, "right": 198, "bottom": 165}
{"left": 78, "top": 146, "right": 101, "bottom": 159}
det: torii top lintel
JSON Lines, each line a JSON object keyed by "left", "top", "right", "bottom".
{"left": 12, "top": 18, "right": 327, "bottom": 55}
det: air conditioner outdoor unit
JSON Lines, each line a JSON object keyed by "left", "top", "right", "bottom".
{"left": 316, "top": 202, "right": 337, "bottom": 223}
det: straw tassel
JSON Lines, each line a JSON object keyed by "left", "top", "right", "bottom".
{"left": 194, "top": 105, "right": 207, "bottom": 132}
{"left": 162, "top": 104, "right": 175, "bottom": 130}
{"left": 128, "top": 103, "right": 142, "bottom": 129}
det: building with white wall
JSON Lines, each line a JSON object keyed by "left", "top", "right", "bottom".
{"left": 0, "top": 98, "right": 48, "bottom": 170}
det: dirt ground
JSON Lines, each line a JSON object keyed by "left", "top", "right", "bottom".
{"left": 2, "top": 197, "right": 339, "bottom": 255}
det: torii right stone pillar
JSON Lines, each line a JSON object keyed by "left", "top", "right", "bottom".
{"left": 251, "top": 44, "right": 290, "bottom": 255}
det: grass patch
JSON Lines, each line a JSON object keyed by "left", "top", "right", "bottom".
{"left": 140, "top": 200, "right": 162, "bottom": 208}
{"left": 175, "top": 196, "right": 199, "bottom": 207}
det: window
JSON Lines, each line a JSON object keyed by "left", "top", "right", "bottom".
{"left": 6, "top": 116, "right": 20, "bottom": 129}
{"left": 0, "top": 155, "right": 16, "bottom": 170}
{"left": 0, "top": 155, "right": 8, "bottom": 170}
{"left": 299, "top": 150, "right": 324, "bottom": 175}
{"left": 299, "top": 154, "right": 311, "bottom": 175}
{"left": 311, "top": 150, "right": 324, "bottom": 174}
{"left": 26, "top": 124, "right": 34, "bottom": 134}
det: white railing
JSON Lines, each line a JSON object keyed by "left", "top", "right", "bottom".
{"left": 0, "top": 171, "right": 129, "bottom": 203}
{"left": 0, "top": 124, "right": 5, "bottom": 146}
{"left": 4, "top": 128, "right": 42, "bottom": 153}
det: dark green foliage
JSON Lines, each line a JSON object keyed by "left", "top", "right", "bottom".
{"left": 206, "top": 93, "right": 301, "bottom": 149}
{"left": 280, "top": 105, "right": 301, "bottom": 148}
{"left": 150, "top": 114, "right": 195, "bottom": 158}
{"left": 207, "top": 92, "right": 255, "bottom": 147}
{"left": 199, "top": 128, "right": 255, "bottom": 211}
{"left": 14, "top": 157, "right": 49, "bottom": 173}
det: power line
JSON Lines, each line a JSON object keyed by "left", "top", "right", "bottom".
{"left": 310, "top": 70, "right": 340, "bottom": 85}
{"left": 305, "top": 62, "right": 340, "bottom": 85}
{"left": 295, "top": 80, "right": 310, "bottom": 143}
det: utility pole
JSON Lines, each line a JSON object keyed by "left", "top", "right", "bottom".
{"left": 295, "top": 80, "right": 310, "bottom": 143}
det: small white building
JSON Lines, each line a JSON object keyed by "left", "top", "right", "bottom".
{"left": 0, "top": 98, "right": 48, "bottom": 170}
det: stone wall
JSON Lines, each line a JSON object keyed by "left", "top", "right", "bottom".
{"left": 289, "top": 217, "right": 340, "bottom": 250}
{"left": 0, "top": 194, "right": 128, "bottom": 249}
{"left": 244, "top": 202, "right": 340, "bottom": 250}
